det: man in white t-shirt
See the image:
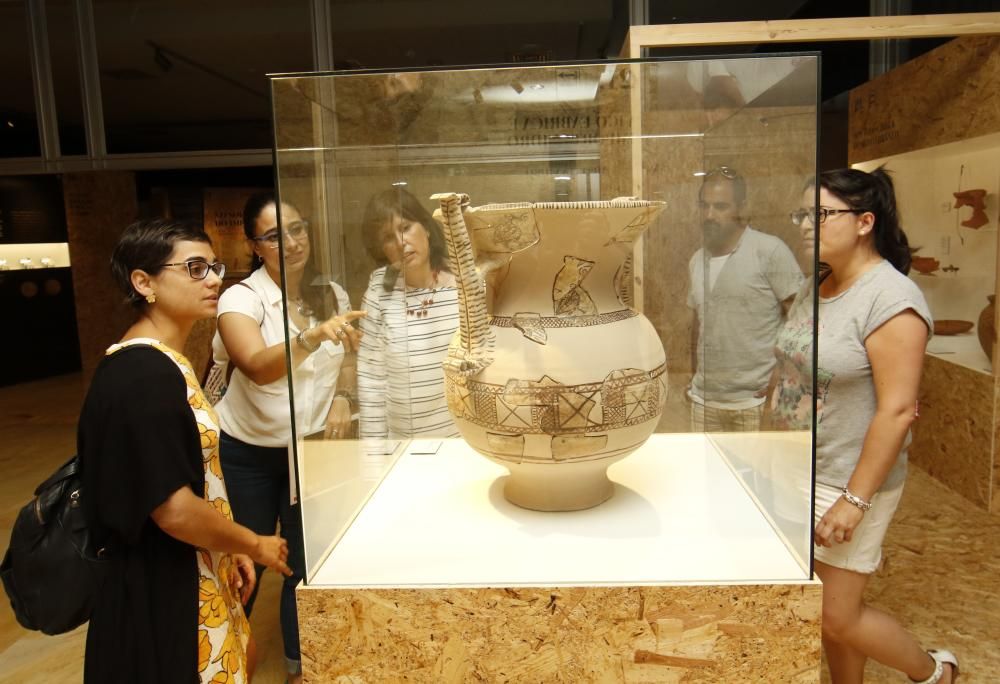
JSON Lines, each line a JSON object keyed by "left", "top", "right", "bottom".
{"left": 687, "top": 167, "right": 803, "bottom": 432}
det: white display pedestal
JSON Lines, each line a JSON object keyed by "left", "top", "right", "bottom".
{"left": 297, "top": 434, "right": 821, "bottom": 682}
{"left": 311, "top": 434, "right": 806, "bottom": 586}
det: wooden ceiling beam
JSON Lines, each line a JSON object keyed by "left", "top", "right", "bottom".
{"left": 623, "top": 11, "right": 1000, "bottom": 56}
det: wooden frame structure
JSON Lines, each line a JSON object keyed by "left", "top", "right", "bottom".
{"left": 621, "top": 12, "right": 1000, "bottom": 54}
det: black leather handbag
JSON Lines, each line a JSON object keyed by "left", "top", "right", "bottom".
{"left": 1, "top": 455, "right": 111, "bottom": 635}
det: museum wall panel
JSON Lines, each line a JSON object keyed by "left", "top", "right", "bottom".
{"left": 63, "top": 171, "right": 138, "bottom": 382}
{"left": 848, "top": 36, "right": 1000, "bottom": 165}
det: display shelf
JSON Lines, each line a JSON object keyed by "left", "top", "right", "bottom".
{"left": 926, "top": 331, "right": 992, "bottom": 375}
{"left": 0, "top": 242, "right": 70, "bottom": 270}
{"left": 310, "top": 434, "right": 809, "bottom": 587}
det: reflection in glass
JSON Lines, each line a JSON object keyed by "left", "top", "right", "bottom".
{"left": 272, "top": 57, "right": 819, "bottom": 581}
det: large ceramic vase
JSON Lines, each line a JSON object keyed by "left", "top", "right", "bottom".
{"left": 434, "top": 193, "right": 667, "bottom": 511}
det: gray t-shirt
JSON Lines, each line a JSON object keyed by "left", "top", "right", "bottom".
{"left": 688, "top": 227, "right": 803, "bottom": 404}
{"left": 771, "top": 260, "right": 932, "bottom": 491}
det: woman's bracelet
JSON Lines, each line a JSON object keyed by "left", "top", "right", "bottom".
{"left": 333, "top": 389, "right": 357, "bottom": 410}
{"left": 296, "top": 328, "right": 321, "bottom": 353}
{"left": 841, "top": 486, "right": 872, "bottom": 512}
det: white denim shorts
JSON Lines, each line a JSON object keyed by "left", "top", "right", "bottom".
{"left": 813, "top": 480, "right": 904, "bottom": 574}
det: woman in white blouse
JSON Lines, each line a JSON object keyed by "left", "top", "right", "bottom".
{"left": 213, "top": 192, "right": 364, "bottom": 684}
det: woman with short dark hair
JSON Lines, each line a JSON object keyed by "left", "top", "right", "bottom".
{"left": 81, "top": 218, "right": 290, "bottom": 683}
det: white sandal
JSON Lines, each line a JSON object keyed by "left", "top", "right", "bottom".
{"left": 911, "top": 649, "right": 960, "bottom": 684}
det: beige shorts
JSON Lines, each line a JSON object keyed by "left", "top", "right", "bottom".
{"left": 813, "top": 480, "right": 904, "bottom": 574}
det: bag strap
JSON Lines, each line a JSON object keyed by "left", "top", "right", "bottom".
{"left": 33, "top": 455, "right": 79, "bottom": 496}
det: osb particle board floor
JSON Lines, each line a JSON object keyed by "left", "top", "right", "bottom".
{"left": 0, "top": 373, "right": 997, "bottom": 683}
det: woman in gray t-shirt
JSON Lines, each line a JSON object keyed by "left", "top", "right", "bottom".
{"left": 772, "top": 168, "right": 957, "bottom": 684}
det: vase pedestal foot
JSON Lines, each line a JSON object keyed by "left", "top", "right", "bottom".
{"left": 502, "top": 459, "right": 618, "bottom": 512}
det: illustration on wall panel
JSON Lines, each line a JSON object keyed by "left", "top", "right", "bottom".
{"left": 953, "top": 188, "right": 989, "bottom": 229}
{"left": 434, "top": 192, "right": 668, "bottom": 511}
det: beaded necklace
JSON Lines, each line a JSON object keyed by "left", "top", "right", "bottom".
{"left": 406, "top": 271, "right": 439, "bottom": 318}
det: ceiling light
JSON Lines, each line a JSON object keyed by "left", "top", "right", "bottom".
{"left": 530, "top": 84, "right": 545, "bottom": 90}
{"left": 693, "top": 171, "right": 708, "bottom": 177}
{"left": 391, "top": 181, "right": 408, "bottom": 187}
{"left": 553, "top": 175, "right": 572, "bottom": 181}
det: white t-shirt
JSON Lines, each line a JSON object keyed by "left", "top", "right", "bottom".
{"left": 213, "top": 267, "right": 351, "bottom": 447}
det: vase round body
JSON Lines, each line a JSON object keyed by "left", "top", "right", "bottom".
{"left": 435, "top": 194, "right": 667, "bottom": 511}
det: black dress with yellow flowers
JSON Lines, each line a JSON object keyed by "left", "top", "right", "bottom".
{"left": 79, "top": 340, "right": 249, "bottom": 684}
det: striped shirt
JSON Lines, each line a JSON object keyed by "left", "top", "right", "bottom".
{"left": 357, "top": 266, "right": 461, "bottom": 439}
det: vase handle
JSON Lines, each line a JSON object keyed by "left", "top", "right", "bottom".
{"left": 433, "top": 192, "right": 494, "bottom": 377}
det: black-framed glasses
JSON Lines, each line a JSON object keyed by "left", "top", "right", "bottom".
{"left": 790, "top": 207, "right": 865, "bottom": 226}
{"left": 160, "top": 259, "right": 226, "bottom": 280}
{"left": 251, "top": 220, "right": 310, "bottom": 249}
{"left": 703, "top": 165, "right": 741, "bottom": 180}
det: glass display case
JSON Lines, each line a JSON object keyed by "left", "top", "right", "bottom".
{"left": 269, "top": 56, "right": 819, "bottom": 594}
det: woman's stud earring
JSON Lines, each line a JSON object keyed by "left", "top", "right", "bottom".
{"left": 146, "top": 292, "right": 156, "bottom": 304}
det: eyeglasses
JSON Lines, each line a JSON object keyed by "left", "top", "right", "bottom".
{"left": 789, "top": 207, "right": 865, "bottom": 226}
{"left": 703, "top": 166, "right": 741, "bottom": 180}
{"left": 160, "top": 259, "right": 226, "bottom": 280}
{"left": 251, "top": 220, "right": 310, "bottom": 249}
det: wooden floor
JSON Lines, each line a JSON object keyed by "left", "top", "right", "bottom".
{"left": 0, "top": 373, "right": 287, "bottom": 683}
{"left": 0, "top": 372, "right": 997, "bottom": 682}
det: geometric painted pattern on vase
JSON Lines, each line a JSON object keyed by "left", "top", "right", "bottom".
{"left": 464, "top": 204, "right": 540, "bottom": 253}
{"left": 552, "top": 255, "right": 598, "bottom": 316}
{"left": 483, "top": 433, "right": 610, "bottom": 461}
{"left": 508, "top": 312, "right": 548, "bottom": 345}
{"left": 613, "top": 255, "right": 634, "bottom": 308}
{"left": 446, "top": 363, "right": 667, "bottom": 437}
{"left": 493, "top": 309, "right": 639, "bottom": 345}
{"left": 604, "top": 204, "right": 662, "bottom": 245}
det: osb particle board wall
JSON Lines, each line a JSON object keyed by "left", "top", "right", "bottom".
{"left": 848, "top": 36, "right": 1000, "bottom": 164}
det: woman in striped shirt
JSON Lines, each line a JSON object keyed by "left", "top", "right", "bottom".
{"left": 357, "top": 189, "right": 460, "bottom": 439}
